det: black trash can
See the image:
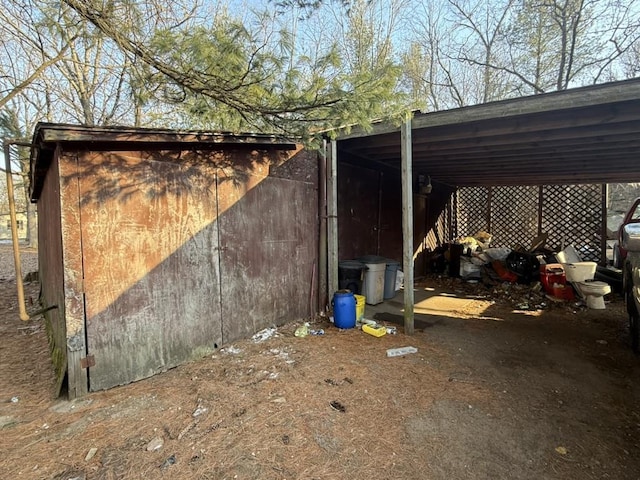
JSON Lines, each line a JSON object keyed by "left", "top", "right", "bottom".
{"left": 383, "top": 260, "right": 401, "bottom": 299}
{"left": 338, "top": 260, "right": 367, "bottom": 294}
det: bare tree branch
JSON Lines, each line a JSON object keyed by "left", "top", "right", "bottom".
{"left": 0, "top": 45, "right": 72, "bottom": 110}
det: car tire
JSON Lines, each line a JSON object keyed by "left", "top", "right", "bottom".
{"left": 624, "top": 264, "right": 635, "bottom": 315}
{"left": 613, "top": 243, "right": 622, "bottom": 269}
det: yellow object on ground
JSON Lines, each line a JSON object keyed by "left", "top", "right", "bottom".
{"left": 354, "top": 294, "right": 366, "bottom": 321}
{"left": 362, "top": 324, "right": 386, "bottom": 337}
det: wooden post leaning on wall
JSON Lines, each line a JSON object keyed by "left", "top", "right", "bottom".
{"left": 3, "top": 140, "right": 29, "bottom": 321}
{"left": 401, "top": 118, "right": 415, "bottom": 335}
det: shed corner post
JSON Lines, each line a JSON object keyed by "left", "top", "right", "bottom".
{"left": 59, "top": 153, "right": 89, "bottom": 399}
{"left": 401, "top": 118, "right": 415, "bottom": 335}
{"left": 327, "top": 139, "right": 339, "bottom": 300}
{"left": 318, "top": 142, "right": 328, "bottom": 311}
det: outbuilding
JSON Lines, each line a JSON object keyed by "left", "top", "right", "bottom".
{"left": 30, "top": 124, "right": 319, "bottom": 398}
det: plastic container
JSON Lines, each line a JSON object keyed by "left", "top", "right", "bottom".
{"left": 540, "top": 263, "right": 566, "bottom": 294}
{"left": 362, "top": 324, "right": 386, "bottom": 337}
{"left": 361, "top": 263, "right": 385, "bottom": 305}
{"left": 332, "top": 290, "right": 356, "bottom": 329}
{"left": 552, "top": 283, "right": 575, "bottom": 300}
{"left": 386, "top": 346, "right": 418, "bottom": 357}
{"left": 338, "top": 260, "right": 367, "bottom": 294}
{"left": 491, "top": 260, "right": 517, "bottom": 283}
{"left": 354, "top": 294, "right": 366, "bottom": 322}
{"left": 357, "top": 255, "right": 387, "bottom": 305}
{"left": 383, "top": 260, "right": 400, "bottom": 299}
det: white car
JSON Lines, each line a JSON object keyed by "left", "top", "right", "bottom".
{"left": 622, "top": 223, "right": 640, "bottom": 352}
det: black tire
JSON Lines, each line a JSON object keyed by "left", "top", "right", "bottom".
{"left": 624, "top": 264, "right": 635, "bottom": 315}
{"left": 613, "top": 243, "right": 622, "bottom": 269}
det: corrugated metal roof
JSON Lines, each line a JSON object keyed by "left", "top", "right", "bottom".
{"left": 336, "top": 77, "right": 640, "bottom": 187}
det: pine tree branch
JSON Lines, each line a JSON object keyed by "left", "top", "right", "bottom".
{"left": 61, "top": 0, "right": 347, "bottom": 126}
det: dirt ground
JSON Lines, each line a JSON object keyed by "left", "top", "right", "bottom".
{"left": 1, "top": 245, "right": 640, "bottom": 480}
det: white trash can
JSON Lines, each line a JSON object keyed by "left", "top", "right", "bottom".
{"left": 360, "top": 261, "right": 386, "bottom": 305}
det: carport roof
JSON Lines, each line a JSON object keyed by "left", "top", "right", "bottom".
{"left": 336, "top": 78, "right": 640, "bottom": 187}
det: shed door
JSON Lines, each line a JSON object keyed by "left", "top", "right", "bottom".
{"left": 217, "top": 172, "right": 317, "bottom": 342}
{"left": 79, "top": 154, "right": 223, "bottom": 391}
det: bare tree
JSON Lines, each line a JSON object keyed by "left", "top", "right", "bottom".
{"left": 447, "top": 0, "right": 518, "bottom": 103}
{"left": 460, "top": 0, "right": 640, "bottom": 94}
{"left": 0, "top": 0, "right": 74, "bottom": 110}
{"left": 402, "top": 0, "right": 479, "bottom": 110}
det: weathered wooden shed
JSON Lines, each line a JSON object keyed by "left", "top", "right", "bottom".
{"left": 30, "top": 124, "right": 318, "bottom": 398}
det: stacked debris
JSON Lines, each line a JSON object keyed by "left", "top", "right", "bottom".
{"left": 425, "top": 232, "right": 621, "bottom": 310}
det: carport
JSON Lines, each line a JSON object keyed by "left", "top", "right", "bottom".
{"left": 325, "top": 78, "right": 640, "bottom": 333}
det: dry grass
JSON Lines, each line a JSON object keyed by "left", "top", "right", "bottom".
{"left": 1, "top": 246, "right": 639, "bottom": 480}
{"left": 1, "top": 299, "right": 472, "bottom": 480}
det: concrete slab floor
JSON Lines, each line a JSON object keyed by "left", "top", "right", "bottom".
{"left": 362, "top": 284, "right": 497, "bottom": 328}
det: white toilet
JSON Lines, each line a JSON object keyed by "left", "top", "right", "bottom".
{"left": 562, "top": 262, "right": 610, "bottom": 309}
{"left": 573, "top": 280, "right": 611, "bottom": 309}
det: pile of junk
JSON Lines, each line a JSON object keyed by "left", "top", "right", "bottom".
{"left": 427, "top": 231, "right": 622, "bottom": 310}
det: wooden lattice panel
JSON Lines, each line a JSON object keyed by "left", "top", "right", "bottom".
{"left": 541, "top": 184, "right": 603, "bottom": 262}
{"left": 489, "top": 186, "right": 539, "bottom": 249}
{"left": 425, "top": 193, "right": 453, "bottom": 250}
{"left": 455, "top": 184, "right": 604, "bottom": 263}
{"left": 456, "top": 187, "right": 489, "bottom": 237}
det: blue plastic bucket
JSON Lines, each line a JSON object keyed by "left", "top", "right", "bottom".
{"left": 333, "top": 290, "right": 356, "bottom": 329}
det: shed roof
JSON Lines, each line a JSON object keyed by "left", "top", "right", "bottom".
{"left": 336, "top": 78, "right": 640, "bottom": 187}
{"left": 29, "top": 123, "right": 298, "bottom": 201}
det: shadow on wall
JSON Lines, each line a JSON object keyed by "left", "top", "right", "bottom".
{"left": 59, "top": 147, "right": 293, "bottom": 208}
{"left": 57, "top": 147, "right": 318, "bottom": 392}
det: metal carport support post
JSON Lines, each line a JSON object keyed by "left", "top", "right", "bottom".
{"left": 401, "top": 118, "right": 415, "bottom": 335}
